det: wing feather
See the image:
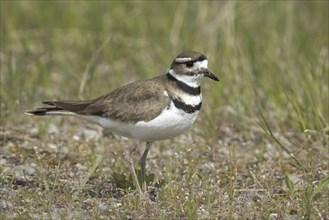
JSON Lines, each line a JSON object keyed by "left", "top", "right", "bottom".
{"left": 28, "top": 75, "right": 171, "bottom": 123}
{"left": 83, "top": 75, "right": 171, "bottom": 123}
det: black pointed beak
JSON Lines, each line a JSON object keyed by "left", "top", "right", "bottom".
{"left": 204, "top": 70, "right": 219, "bottom": 81}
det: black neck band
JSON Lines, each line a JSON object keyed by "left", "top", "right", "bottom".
{"left": 172, "top": 99, "right": 202, "bottom": 113}
{"left": 166, "top": 73, "right": 201, "bottom": 96}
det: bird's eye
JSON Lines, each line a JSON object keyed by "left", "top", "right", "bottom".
{"left": 186, "top": 61, "right": 193, "bottom": 68}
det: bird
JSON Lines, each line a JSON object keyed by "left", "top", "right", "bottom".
{"left": 25, "top": 51, "right": 219, "bottom": 197}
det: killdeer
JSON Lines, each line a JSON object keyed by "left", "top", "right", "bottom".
{"left": 25, "top": 51, "right": 219, "bottom": 196}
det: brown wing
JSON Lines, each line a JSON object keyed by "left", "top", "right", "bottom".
{"left": 40, "top": 75, "right": 171, "bottom": 123}
{"left": 83, "top": 75, "right": 171, "bottom": 123}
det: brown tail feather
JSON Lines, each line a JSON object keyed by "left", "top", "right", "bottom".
{"left": 42, "top": 100, "right": 94, "bottom": 114}
{"left": 25, "top": 100, "right": 95, "bottom": 116}
{"left": 24, "top": 107, "right": 66, "bottom": 116}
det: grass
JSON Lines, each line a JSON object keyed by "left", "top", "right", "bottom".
{"left": 1, "top": 1, "right": 328, "bottom": 219}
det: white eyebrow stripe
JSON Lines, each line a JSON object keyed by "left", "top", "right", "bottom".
{"left": 175, "top": 57, "right": 193, "bottom": 63}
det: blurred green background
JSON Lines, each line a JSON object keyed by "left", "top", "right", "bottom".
{"left": 1, "top": 1, "right": 328, "bottom": 218}
{"left": 1, "top": 1, "right": 328, "bottom": 139}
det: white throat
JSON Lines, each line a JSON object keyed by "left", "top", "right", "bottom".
{"left": 168, "top": 69, "right": 203, "bottom": 88}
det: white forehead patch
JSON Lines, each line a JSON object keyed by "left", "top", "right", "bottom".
{"left": 192, "top": 60, "right": 208, "bottom": 71}
{"left": 175, "top": 57, "right": 192, "bottom": 63}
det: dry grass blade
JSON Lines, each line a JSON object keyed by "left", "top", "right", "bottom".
{"left": 79, "top": 35, "right": 112, "bottom": 99}
{"left": 256, "top": 110, "right": 306, "bottom": 171}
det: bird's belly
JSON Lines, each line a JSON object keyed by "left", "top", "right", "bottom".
{"left": 79, "top": 102, "right": 199, "bottom": 141}
{"left": 133, "top": 104, "right": 199, "bottom": 141}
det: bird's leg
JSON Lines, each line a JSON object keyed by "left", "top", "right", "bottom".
{"left": 124, "top": 141, "right": 143, "bottom": 196}
{"left": 139, "top": 141, "right": 153, "bottom": 193}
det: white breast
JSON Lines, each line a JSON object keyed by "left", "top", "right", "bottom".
{"left": 78, "top": 101, "right": 199, "bottom": 142}
{"left": 134, "top": 101, "right": 199, "bottom": 141}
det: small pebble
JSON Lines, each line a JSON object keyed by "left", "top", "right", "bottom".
{"left": 0, "top": 201, "right": 12, "bottom": 210}
{"left": 48, "top": 124, "right": 59, "bottom": 135}
{"left": 270, "top": 213, "right": 279, "bottom": 220}
{"left": 0, "top": 158, "right": 7, "bottom": 166}
{"left": 98, "top": 203, "right": 108, "bottom": 213}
